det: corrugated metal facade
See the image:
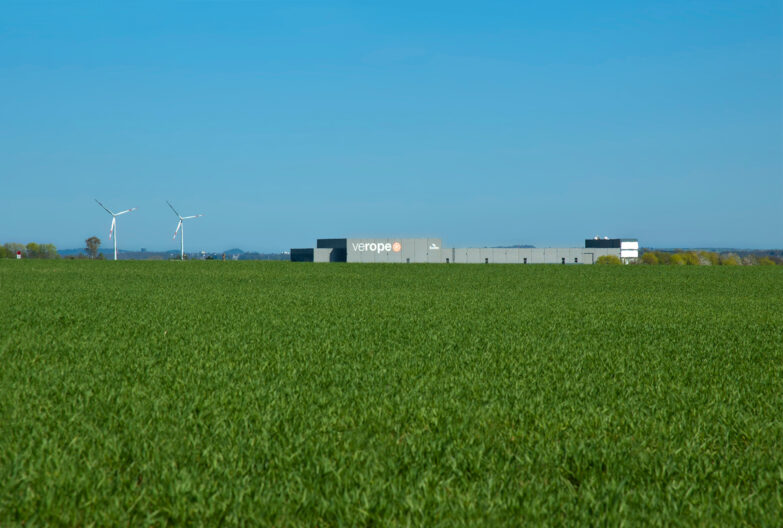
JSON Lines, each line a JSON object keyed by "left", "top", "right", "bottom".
{"left": 292, "top": 238, "right": 636, "bottom": 264}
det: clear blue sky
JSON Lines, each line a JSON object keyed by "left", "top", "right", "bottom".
{"left": 1, "top": 1, "right": 781, "bottom": 252}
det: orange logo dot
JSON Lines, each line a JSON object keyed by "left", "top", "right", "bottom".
{"left": 392, "top": 242, "right": 401, "bottom": 252}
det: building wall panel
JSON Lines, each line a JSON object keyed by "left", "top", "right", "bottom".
{"left": 313, "top": 248, "right": 332, "bottom": 263}
{"left": 297, "top": 237, "right": 634, "bottom": 265}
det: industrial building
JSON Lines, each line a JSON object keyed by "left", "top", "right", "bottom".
{"left": 291, "top": 237, "right": 639, "bottom": 264}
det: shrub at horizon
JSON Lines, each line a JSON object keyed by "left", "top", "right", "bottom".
{"left": 699, "top": 251, "right": 720, "bottom": 265}
{"left": 641, "top": 252, "right": 658, "bottom": 265}
{"left": 680, "top": 252, "right": 700, "bottom": 265}
{"left": 670, "top": 253, "right": 686, "bottom": 265}
{"left": 595, "top": 254, "right": 622, "bottom": 265}
{"left": 638, "top": 250, "right": 779, "bottom": 266}
{"left": 24, "top": 242, "right": 59, "bottom": 259}
{"left": 1, "top": 242, "right": 59, "bottom": 259}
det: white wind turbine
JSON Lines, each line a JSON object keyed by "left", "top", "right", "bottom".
{"left": 167, "top": 201, "right": 204, "bottom": 260}
{"left": 95, "top": 199, "right": 137, "bottom": 261}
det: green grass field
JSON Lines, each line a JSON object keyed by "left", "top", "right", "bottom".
{"left": 1, "top": 261, "right": 782, "bottom": 526}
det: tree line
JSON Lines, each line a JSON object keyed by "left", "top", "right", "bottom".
{"left": 596, "top": 250, "right": 780, "bottom": 265}
{"left": 0, "top": 242, "right": 59, "bottom": 259}
{"left": 1, "top": 237, "right": 106, "bottom": 259}
{"left": 3, "top": 240, "right": 781, "bottom": 265}
{"left": 640, "top": 250, "right": 778, "bottom": 266}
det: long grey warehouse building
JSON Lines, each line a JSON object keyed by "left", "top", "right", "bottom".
{"left": 291, "top": 237, "right": 639, "bottom": 264}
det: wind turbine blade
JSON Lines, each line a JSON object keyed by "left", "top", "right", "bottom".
{"left": 109, "top": 217, "right": 116, "bottom": 239}
{"left": 181, "top": 214, "right": 203, "bottom": 219}
{"left": 173, "top": 220, "right": 182, "bottom": 239}
{"left": 95, "top": 199, "right": 114, "bottom": 215}
{"left": 115, "top": 207, "right": 137, "bottom": 216}
{"left": 166, "top": 201, "right": 181, "bottom": 218}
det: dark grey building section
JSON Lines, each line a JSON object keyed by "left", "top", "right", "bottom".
{"left": 317, "top": 238, "right": 348, "bottom": 250}
{"left": 292, "top": 247, "right": 347, "bottom": 262}
{"left": 585, "top": 238, "right": 637, "bottom": 249}
{"left": 290, "top": 248, "right": 314, "bottom": 262}
{"left": 586, "top": 239, "right": 621, "bottom": 249}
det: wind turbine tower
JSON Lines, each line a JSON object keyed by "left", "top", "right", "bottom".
{"left": 95, "top": 199, "right": 137, "bottom": 261}
{"left": 167, "top": 201, "right": 204, "bottom": 260}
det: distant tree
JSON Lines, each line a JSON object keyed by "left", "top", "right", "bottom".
{"left": 596, "top": 255, "right": 622, "bottom": 265}
{"left": 699, "top": 251, "right": 720, "bottom": 266}
{"left": 741, "top": 255, "right": 757, "bottom": 266}
{"left": 758, "top": 257, "right": 776, "bottom": 266}
{"left": 720, "top": 254, "right": 740, "bottom": 266}
{"left": 40, "top": 244, "right": 59, "bottom": 259}
{"left": 641, "top": 252, "right": 658, "bottom": 265}
{"left": 669, "top": 254, "right": 685, "bottom": 265}
{"left": 85, "top": 237, "right": 101, "bottom": 259}
{"left": 25, "top": 242, "right": 41, "bottom": 259}
{"left": 648, "top": 251, "right": 670, "bottom": 265}
{"left": 680, "top": 252, "right": 700, "bottom": 266}
{"left": 0, "top": 245, "right": 10, "bottom": 259}
{"left": 4, "top": 242, "right": 25, "bottom": 258}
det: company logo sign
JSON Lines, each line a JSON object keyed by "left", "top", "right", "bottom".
{"left": 352, "top": 241, "right": 402, "bottom": 254}
{"left": 429, "top": 243, "right": 440, "bottom": 250}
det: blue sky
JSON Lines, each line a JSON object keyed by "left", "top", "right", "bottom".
{"left": 1, "top": 1, "right": 781, "bottom": 252}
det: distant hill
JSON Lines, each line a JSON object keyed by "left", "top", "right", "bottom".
{"left": 57, "top": 248, "right": 287, "bottom": 260}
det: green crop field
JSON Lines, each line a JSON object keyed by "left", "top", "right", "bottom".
{"left": 1, "top": 261, "right": 782, "bottom": 526}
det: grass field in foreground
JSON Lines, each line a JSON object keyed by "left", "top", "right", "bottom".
{"left": 1, "top": 261, "right": 782, "bottom": 526}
